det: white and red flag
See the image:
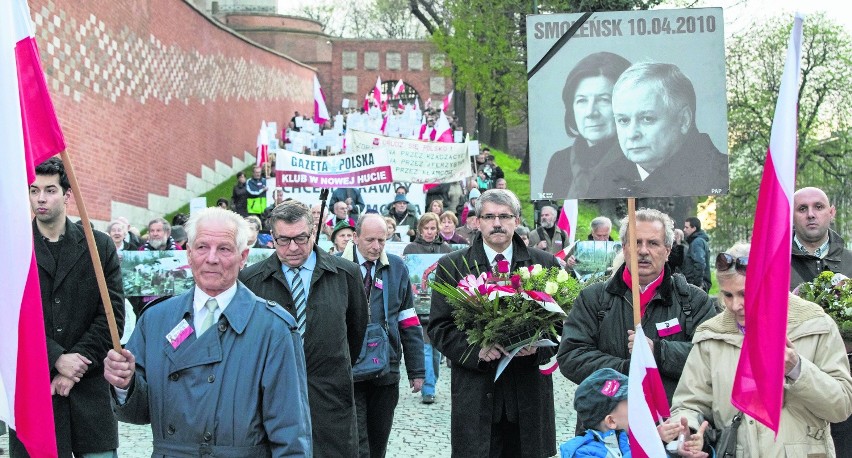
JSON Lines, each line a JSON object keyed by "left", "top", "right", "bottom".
{"left": 312, "top": 75, "right": 329, "bottom": 125}
{"left": 256, "top": 121, "right": 269, "bottom": 166}
{"left": 627, "top": 324, "right": 669, "bottom": 457}
{"left": 0, "top": 0, "right": 61, "bottom": 456}
{"left": 373, "top": 76, "right": 382, "bottom": 107}
{"left": 392, "top": 79, "right": 404, "bottom": 97}
{"left": 441, "top": 90, "right": 454, "bottom": 112}
{"left": 434, "top": 110, "right": 453, "bottom": 143}
{"left": 731, "top": 14, "right": 803, "bottom": 434}
{"left": 556, "top": 199, "right": 578, "bottom": 247}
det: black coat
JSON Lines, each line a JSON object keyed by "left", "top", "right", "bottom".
{"left": 428, "top": 233, "right": 559, "bottom": 458}
{"left": 238, "top": 248, "right": 368, "bottom": 458}
{"left": 16, "top": 219, "right": 125, "bottom": 457}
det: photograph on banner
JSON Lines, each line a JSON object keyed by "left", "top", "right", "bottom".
{"left": 527, "top": 8, "right": 728, "bottom": 200}
{"left": 267, "top": 180, "right": 428, "bottom": 217}
{"left": 275, "top": 148, "right": 393, "bottom": 188}
{"left": 569, "top": 241, "right": 623, "bottom": 282}
{"left": 347, "top": 130, "right": 472, "bottom": 183}
{"left": 403, "top": 253, "right": 445, "bottom": 316}
{"left": 121, "top": 249, "right": 275, "bottom": 297}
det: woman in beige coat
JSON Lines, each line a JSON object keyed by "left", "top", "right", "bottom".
{"left": 670, "top": 243, "right": 852, "bottom": 457}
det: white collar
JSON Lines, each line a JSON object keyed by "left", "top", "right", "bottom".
{"left": 635, "top": 163, "right": 651, "bottom": 181}
{"left": 482, "top": 242, "right": 513, "bottom": 265}
{"left": 193, "top": 283, "right": 238, "bottom": 315}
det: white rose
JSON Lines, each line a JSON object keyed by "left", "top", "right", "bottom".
{"left": 530, "top": 264, "right": 543, "bottom": 276}
{"left": 556, "top": 269, "right": 570, "bottom": 283}
{"left": 519, "top": 268, "right": 530, "bottom": 279}
{"left": 545, "top": 281, "right": 558, "bottom": 295}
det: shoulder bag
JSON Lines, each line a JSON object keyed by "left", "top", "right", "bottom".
{"left": 352, "top": 268, "right": 391, "bottom": 382}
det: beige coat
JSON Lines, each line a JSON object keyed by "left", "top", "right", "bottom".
{"left": 671, "top": 294, "right": 852, "bottom": 457}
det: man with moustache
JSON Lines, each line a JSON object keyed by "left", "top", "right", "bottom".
{"left": 428, "top": 189, "right": 560, "bottom": 457}
{"left": 528, "top": 205, "right": 569, "bottom": 255}
{"left": 557, "top": 209, "right": 717, "bottom": 434}
{"left": 239, "top": 200, "right": 368, "bottom": 457}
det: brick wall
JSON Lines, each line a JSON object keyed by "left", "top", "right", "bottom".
{"left": 28, "top": 0, "right": 314, "bottom": 225}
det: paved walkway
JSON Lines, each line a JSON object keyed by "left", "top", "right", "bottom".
{"left": 2, "top": 302, "right": 579, "bottom": 457}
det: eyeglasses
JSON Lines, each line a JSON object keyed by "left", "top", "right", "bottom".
{"left": 479, "top": 214, "right": 516, "bottom": 222}
{"left": 715, "top": 253, "right": 748, "bottom": 275}
{"left": 274, "top": 234, "right": 311, "bottom": 246}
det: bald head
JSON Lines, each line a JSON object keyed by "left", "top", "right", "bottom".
{"left": 793, "top": 186, "right": 835, "bottom": 249}
{"left": 354, "top": 214, "right": 388, "bottom": 261}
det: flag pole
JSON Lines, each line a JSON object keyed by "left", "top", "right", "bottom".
{"left": 59, "top": 150, "right": 122, "bottom": 352}
{"left": 627, "top": 198, "right": 641, "bottom": 326}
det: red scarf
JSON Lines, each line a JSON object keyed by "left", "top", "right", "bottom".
{"left": 621, "top": 267, "right": 664, "bottom": 316}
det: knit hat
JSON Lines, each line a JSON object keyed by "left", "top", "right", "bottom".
{"left": 468, "top": 189, "right": 481, "bottom": 200}
{"left": 574, "top": 368, "right": 628, "bottom": 430}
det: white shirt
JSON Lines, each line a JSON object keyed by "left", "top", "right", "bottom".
{"left": 192, "top": 283, "right": 238, "bottom": 332}
{"left": 482, "top": 242, "right": 514, "bottom": 267}
{"left": 635, "top": 163, "right": 651, "bottom": 181}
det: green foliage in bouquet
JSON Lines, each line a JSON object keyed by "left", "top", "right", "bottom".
{"left": 431, "top": 261, "right": 581, "bottom": 360}
{"left": 795, "top": 271, "right": 852, "bottom": 340}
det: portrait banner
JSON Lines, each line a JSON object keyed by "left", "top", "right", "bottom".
{"left": 527, "top": 8, "right": 729, "bottom": 200}
{"left": 347, "top": 130, "right": 472, "bottom": 183}
{"left": 276, "top": 148, "right": 393, "bottom": 188}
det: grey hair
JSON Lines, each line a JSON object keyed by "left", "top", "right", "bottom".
{"left": 107, "top": 220, "right": 125, "bottom": 233}
{"left": 268, "top": 200, "right": 313, "bottom": 235}
{"left": 613, "top": 62, "right": 696, "bottom": 132}
{"left": 716, "top": 242, "right": 750, "bottom": 282}
{"left": 618, "top": 208, "right": 674, "bottom": 248}
{"left": 148, "top": 217, "right": 171, "bottom": 234}
{"left": 355, "top": 213, "right": 386, "bottom": 235}
{"left": 475, "top": 189, "right": 522, "bottom": 217}
{"left": 185, "top": 207, "right": 250, "bottom": 251}
{"left": 514, "top": 226, "right": 530, "bottom": 237}
{"left": 590, "top": 216, "right": 612, "bottom": 231}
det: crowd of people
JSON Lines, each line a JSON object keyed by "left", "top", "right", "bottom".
{"left": 10, "top": 152, "right": 852, "bottom": 458}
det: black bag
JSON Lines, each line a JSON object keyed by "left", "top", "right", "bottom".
{"left": 714, "top": 411, "right": 743, "bottom": 458}
{"left": 352, "top": 268, "right": 391, "bottom": 382}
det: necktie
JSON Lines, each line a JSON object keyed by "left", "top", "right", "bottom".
{"left": 289, "top": 267, "right": 307, "bottom": 335}
{"left": 363, "top": 260, "right": 374, "bottom": 298}
{"left": 493, "top": 253, "right": 506, "bottom": 266}
{"left": 198, "top": 298, "right": 218, "bottom": 335}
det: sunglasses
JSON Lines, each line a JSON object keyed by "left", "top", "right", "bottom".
{"left": 715, "top": 253, "right": 748, "bottom": 275}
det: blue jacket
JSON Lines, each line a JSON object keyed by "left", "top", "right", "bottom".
{"left": 341, "top": 243, "right": 426, "bottom": 384}
{"left": 560, "top": 429, "right": 631, "bottom": 458}
{"left": 114, "top": 284, "right": 312, "bottom": 457}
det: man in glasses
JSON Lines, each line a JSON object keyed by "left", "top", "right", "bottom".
{"left": 239, "top": 200, "right": 368, "bottom": 457}
{"left": 557, "top": 208, "right": 717, "bottom": 435}
{"left": 789, "top": 186, "right": 852, "bottom": 453}
{"left": 428, "top": 189, "right": 561, "bottom": 457}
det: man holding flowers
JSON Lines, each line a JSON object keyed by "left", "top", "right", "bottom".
{"left": 557, "top": 208, "right": 718, "bottom": 435}
{"left": 428, "top": 189, "right": 562, "bottom": 458}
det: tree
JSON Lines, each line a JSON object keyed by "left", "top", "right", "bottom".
{"left": 715, "top": 13, "right": 852, "bottom": 250}
{"left": 299, "top": 0, "right": 427, "bottom": 39}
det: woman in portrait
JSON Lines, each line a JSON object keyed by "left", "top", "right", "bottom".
{"left": 542, "top": 52, "right": 630, "bottom": 198}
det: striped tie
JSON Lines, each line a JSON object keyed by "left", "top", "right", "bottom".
{"left": 289, "top": 267, "right": 307, "bottom": 335}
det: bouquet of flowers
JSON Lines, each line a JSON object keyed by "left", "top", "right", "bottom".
{"left": 795, "top": 271, "right": 852, "bottom": 341}
{"left": 431, "top": 258, "right": 581, "bottom": 360}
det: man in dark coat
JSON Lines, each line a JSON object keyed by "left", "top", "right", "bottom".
{"left": 239, "top": 200, "right": 368, "bottom": 457}
{"left": 429, "top": 189, "right": 559, "bottom": 458}
{"left": 789, "top": 186, "right": 852, "bottom": 453}
{"left": 682, "top": 216, "right": 712, "bottom": 291}
{"left": 557, "top": 209, "right": 717, "bottom": 433}
{"left": 10, "top": 157, "right": 124, "bottom": 458}
{"left": 341, "top": 214, "right": 425, "bottom": 458}
{"left": 586, "top": 62, "right": 728, "bottom": 199}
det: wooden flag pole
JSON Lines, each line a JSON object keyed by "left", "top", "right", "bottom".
{"left": 627, "top": 198, "right": 642, "bottom": 327}
{"left": 59, "top": 150, "right": 122, "bottom": 352}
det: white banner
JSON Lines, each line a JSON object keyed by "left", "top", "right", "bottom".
{"left": 275, "top": 148, "right": 393, "bottom": 188}
{"left": 347, "top": 130, "right": 472, "bottom": 183}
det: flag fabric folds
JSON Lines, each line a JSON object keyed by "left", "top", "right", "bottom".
{"left": 373, "top": 76, "right": 382, "bottom": 107}
{"left": 0, "top": 0, "right": 61, "bottom": 456}
{"left": 256, "top": 121, "right": 268, "bottom": 166}
{"left": 557, "top": 199, "right": 578, "bottom": 246}
{"left": 392, "top": 79, "right": 404, "bottom": 97}
{"left": 731, "top": 14, "right": 803, "bottom": 434}
{"left": 313, "top": 75, "right": 329, "bottom": 125}
{"left": 441, "top": 90, "right": 454, "bottom": 112}
{"left": 434, "top": 111, "right": 453, "bottom": 143}
{"left": 627, "top": 324, "right": 669, "bottom": 458}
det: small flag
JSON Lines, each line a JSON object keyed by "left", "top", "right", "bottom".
{"left": 731, "top": 13, "right": 803, "bottom": 434}
{"left": 392, "top": 79, "right": 404, "bottom": 97}
{"left": 434, "top": 111, "right": 453, "bottom": 143}
{"left": 627, "top": 324, "right": 669, "bottom": 457}
{"left": 312, "top": 75, "right": 329, "bottom": 125}
{"left": 373, "top": 76, "right": 382, "bottom": 107}
{"left": 256, "top": 121, "right": 268, "bottom": 166}
{"left": 557, "top": 199, "right": 578, "bottom": 246}
{"left": 441, "top": 90, "right": 454, "bottom": 112}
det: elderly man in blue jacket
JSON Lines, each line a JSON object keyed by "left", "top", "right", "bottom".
{"left": 104, "top": 207, "right": 311, "bottom": 457}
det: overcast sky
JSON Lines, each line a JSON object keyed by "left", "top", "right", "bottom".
{"left": 276, "top": 0, "right": 852, "bottom": 36}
